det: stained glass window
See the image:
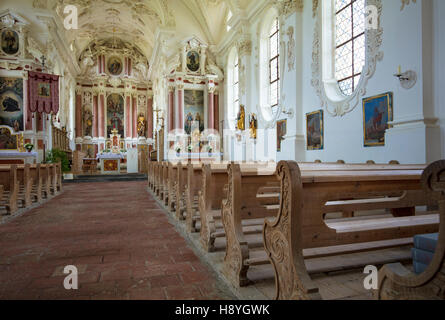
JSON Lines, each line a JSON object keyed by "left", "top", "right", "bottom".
{"left": 269, "top": 18, "right": 280, "bottom": 111}
{"left": 335, "top": 0, "right": 366, "bottom": 96}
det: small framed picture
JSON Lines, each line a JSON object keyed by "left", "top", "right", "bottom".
{"left": 363, "top": 92, "right": 393, "bottom": 147}
{"left": 306, "top": 110, "right": 324, "bottom": 150}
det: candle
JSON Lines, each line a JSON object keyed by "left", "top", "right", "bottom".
{"left": 398, "top": 65, "right": 402, "bottom": 75}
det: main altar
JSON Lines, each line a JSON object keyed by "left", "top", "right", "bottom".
{"left": 97, "top": 129, "right": 126, "bottom": 174}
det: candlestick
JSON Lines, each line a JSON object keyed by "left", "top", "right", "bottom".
{"left": 398, "top": 65, "right": 401, "bottom": 75}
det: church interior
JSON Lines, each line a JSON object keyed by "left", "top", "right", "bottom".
{"left": 0, "top": 0, "right": 445, "bottom": 302}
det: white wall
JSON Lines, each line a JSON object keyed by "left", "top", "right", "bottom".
{"left": 220, "top": 0, "right": 443, "bottom": 164}
{"left": 433, "top": 0, "right": 445, "bottom": 160}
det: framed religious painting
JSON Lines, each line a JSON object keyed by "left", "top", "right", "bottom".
{"left": 363, "top": 92, "right": 393, "bottom": 147}
{"left": 0, "top": 77, "right": 24, "bottom": 132}
{"left": 306, "top": 110, "right": 324, "bottom": 150}
{"left": 38, "top": 83, "right": 51, "bottom": 98}
{"left": 186, "top": 50, "right": 200, "bottom": 73}
{"left": 1, "top": 29, "right": 19, "bottom": 55}
{"left": 107, "top": 56, "right": 123, "bottom": 76}
{"left": 184, "top": 90, "right": 204, "bottom": 135}
{"left": 276, "top": 119, "right": 287, "bottom": 152}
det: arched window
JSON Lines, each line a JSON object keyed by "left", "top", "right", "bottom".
{"left": 311, "top": 0, "right": 382, "bottom": 116}
{"left": 269, "top": 17, "right": 280, "bottom": 113}
{"left": 335, "top": 0, "right": 366, "bottom": 96}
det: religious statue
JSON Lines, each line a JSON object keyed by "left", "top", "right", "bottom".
{"left": 249, "top": 113, "right": 257, "bottom": 139}
{"left": 137, "top": 113, "right": 146, "bottom": 137}
{"left": 236, "top": 105, "right": 246, "bottom": 131}
{"left": 83, "top": 109, "right": 93, "bottom": 137}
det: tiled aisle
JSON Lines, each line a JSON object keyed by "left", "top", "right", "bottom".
{"left": 0, "top": 181, "right": 234, "bottom": 300}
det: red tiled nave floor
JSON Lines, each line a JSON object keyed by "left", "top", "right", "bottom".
{"left": 0, "top": 181, "right": 233, "bottom": 300}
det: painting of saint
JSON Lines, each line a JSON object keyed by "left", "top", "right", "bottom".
{"left": 184, "top": 90, "right": 204, "bottom": 135}
{"left": 38, "top": 83, "right": 51, "bottom": 97}
{"left": 363, "top": 92, "right": 393, "bottom": 147}
{"left": 108, "top": 57, "right": 123, "bottom": 76}
{"left": 0, "top": 127, "right": 18, "bottom": 150}
{"left": 0, "top": 77, "right": 23, "bottom": 132}
{"left": 306, "top": 110, "right": 324, "bottom": 150}
{"left": 1, "top": 29, "right": 19, "bottom": 55}
{"left": 187, "top": 51, "right": 200, "bottom": 72}
{"left": 277, "top": 120, "right": 287, "bottom": 152}
{"left": 107, "top": 94, "right": 125, "bottom": 137}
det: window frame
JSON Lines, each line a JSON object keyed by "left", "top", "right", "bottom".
{"left": 335, "top": 0, "right": 366, "bottom": 95}
{"left": 269, "top": 17, "right": 280, "bottom": 111}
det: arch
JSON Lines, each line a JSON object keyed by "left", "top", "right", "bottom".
{"left": 311, "top": 0, "right": 383, "bottom": 117}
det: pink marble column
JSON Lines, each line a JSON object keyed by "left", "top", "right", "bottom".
{"left": 75, "top": 92, "right": 82, "bottom": 138}
{"left": 125, "top": 95, "right": 131, "bottom": 138}
{"left": 177, "top": 87, "right": 184, "bottom": 130}
{"left": 147, "top": 96, "right": 153, "bottom": 139}
{"left": 133, "top": 96, "right": 137, "bottom": 138}
{"left": 93, "top": 94, "right": 98, "bottom": 138}
{"left": 168, "top": 89, "right": 174, "bottom": 132}
{"left": 24, "top": 78, "right": 33, "bottom": 131}
{"left": 214, "top": 92, "right": 219, "bottom": 132}
{"left": 208, "top": 91, "right": 214, "bottom": 130}
{"left": 99, "top": 94, "right": 105, "bottom": 137}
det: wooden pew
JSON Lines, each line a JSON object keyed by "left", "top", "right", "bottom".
{"left": 376, "top": 160, "right": 445, "bottom": 300}
{"left": 0, "top": 165, "right": 19, "bottom": 214}
{"left": 221, "top": 163, "right": 280, "bottom": 285}
{"left": 200, "top": 162, "right": 276, "bottom": 252}
{"left": 199, "top": 163, "right": 230, "bottom": 252}
{"left": 263, "top": 161, "right": 439, "bottom": 299}
{"left": 168, "top": 162, "right": 179, "bottom": 211}
{"left": 185, "top": 162, "right": 204, "bottom": 233}
{"left": 16, "top": 164, "right": 34, "bottom": 208}
{"left": 175, "top": 162, "right": 189, "bottom": 221}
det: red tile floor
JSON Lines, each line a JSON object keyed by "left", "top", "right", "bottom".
{"left": 0, "top": 181, "right": 234, "bottom": 300}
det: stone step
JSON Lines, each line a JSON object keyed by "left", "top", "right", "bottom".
{"left": 64, "top": 174, "right": 147, "bottom": 183}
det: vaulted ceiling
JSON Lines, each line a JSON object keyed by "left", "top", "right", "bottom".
{"left": 50, "top": 0, "right": 255, "bottom": 61}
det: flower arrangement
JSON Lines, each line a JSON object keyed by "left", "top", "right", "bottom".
{"left": 187, "top": 145, "right": 193, "bottom": 152}
{"left": 24, "top": 143, "right": 34, "bottom": 152}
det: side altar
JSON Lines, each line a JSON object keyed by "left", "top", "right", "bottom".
{"left": 0, "top": 126, "right": 38, "bottom": 164}
{"left": 97, "top": 129, "right": 126, "bottom": 174}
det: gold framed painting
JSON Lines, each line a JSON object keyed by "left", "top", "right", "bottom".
{"left": 306, "top": 110, "right": 324, "bottom": 150}
{"left": 363, "top": 92, "right": 393, "bottom": 147}
{"left": 277, "top": 120, "right": 287, "bottom": 152}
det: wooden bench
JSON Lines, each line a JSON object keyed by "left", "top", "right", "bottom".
{"left": 262, "top": 161, "right": 439, "bottom": 299}
{"left": 376, "top": 160, "right": 445, "bottom": 300}
{"left": 198, "top": 162, "right": 275, "bottom": 252}
{"left": 174, "top": 162, "right": 189, "bottom": 221}
{"left": 0, "top": 165, "right": 19, "bottom": 215}
{"left": 168, "top": 162, "right": 179, "bottom": 211}
{"left": 221, "top": 163, "right": 280, "bottom": 285}
{"left": 185, "top": 163, "right": 204, "bottom": 233}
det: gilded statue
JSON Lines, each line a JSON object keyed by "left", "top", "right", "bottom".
{"left": 249, "top": 113, "right": 257, "bottom": 139}
{"left": 137, "top": 113, "right": 146, "bottom": 137}
{"left": 236, "top": 105, "right": 245, "bottom": 131}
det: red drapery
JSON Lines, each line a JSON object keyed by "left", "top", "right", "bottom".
{"left": 27, "top": 71, "right": 60, "bottom": 115}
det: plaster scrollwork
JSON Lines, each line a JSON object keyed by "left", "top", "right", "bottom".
{"left": 109, "top": 77, "right": 122, "bottom": 88}
{"left": 286, "top": 26, "right": 296, "bottom": 72}
{"left": 138, "top": 94, "right": 147, "bottom": 110}
{"left": 236, "top": 38, "right": 252, "bottom": 58}
{"left": 401, "top": 0, "right": 416, "bottom": 11}
{"left": 312, "top": 0, "right": 319, "bottom": 18}
{"left": 273, "top": 0, "right": 304, "bottom": 17}
{"left": 82, "top": 91, "right": 93, "bottom": 106}
{"left": 311, "top": 0, "right": 383, "bottom": 117}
